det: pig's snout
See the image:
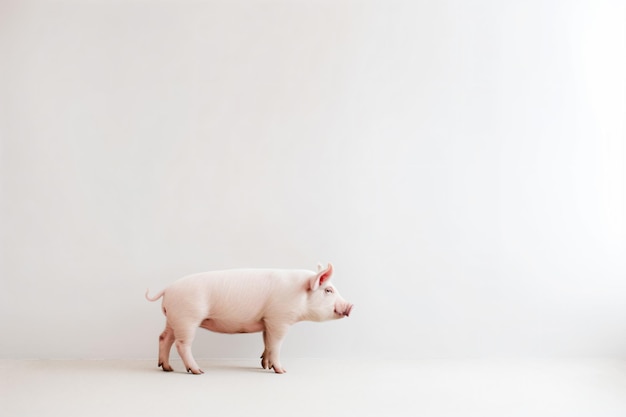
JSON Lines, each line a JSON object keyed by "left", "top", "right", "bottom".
{"left": 335, "top": 303, "right": 354, "bottom": 318}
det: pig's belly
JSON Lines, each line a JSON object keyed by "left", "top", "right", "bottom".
{"left": 199, "top": 319, "right": 265, "bottom": 334}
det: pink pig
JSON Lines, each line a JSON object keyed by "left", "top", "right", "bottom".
{"left": 145, "top": 263, "right": 353, "bottom": 374}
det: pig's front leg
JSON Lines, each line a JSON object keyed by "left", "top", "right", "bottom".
{"left": 260, "top": 323, "right": 289, "bottom": 374}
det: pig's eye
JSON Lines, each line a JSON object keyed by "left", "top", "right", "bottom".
{"left": 324, "top": 287, "right": 334, "bottom": 294}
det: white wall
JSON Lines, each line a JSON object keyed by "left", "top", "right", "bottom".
{"left": 1, "top": 0, "right": 625, "bottom": 360}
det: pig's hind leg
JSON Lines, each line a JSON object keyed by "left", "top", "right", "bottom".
{"left": 165, "top": 299, "right": 207, "bottom": 375}
{"left": 158, "top": 325, "right": 175, "bottom": 372}
{"left": 172, "top": 323, "right": 204, "bottom": 374}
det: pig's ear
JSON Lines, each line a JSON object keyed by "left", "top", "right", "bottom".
{"left": 317, "top": 263, "right": 324, "bottom": 272}
{"left": 310, "top": 263, "right": 334, "bottom": 291}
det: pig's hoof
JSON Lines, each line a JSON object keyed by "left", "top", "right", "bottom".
{"left": 158, "top": 362, "right": 174, "bottom": 372}
{"left": 262, "top": 354, "right": 286, "bottom": 373}
{"left": 272, "top": 365, "right": 286, "bottom": 374}
{"left": 187, "top": 368, "right": 204, "bottom": 375}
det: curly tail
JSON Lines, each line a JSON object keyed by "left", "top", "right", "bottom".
{"left": 145, "top": 288, "right": 165, "bottom": 302}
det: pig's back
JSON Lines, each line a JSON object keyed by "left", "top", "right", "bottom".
{"left": 165, "top": 269, "right": 314, "bottom": 327}
{"left": 180, "top": 268, "right": 313, "bottom": 293}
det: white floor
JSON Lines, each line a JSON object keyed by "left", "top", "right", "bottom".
{"left": 2, "top": 358, "right": 626, "bottom": 417}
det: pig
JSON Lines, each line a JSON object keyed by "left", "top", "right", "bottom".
{"left": 145, "top": 263, "right": 353, "bottom": 374}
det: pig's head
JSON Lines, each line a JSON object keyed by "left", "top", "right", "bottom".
{"left": 305, "top": 263, "right": 353, "bottom": 322}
